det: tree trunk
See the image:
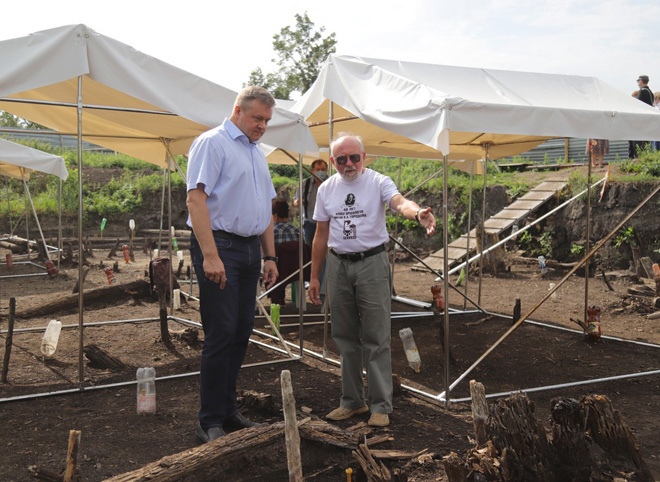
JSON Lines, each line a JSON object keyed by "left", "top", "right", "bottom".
{"left": 17, "top": 279, "right": 151, "bottom": 318}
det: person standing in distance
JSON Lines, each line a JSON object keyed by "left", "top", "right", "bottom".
{"left": 293, "top": 158, "right": 328, "bottom": 246}
{"left": 308, "top": 133, "right": 436, "bottom": 427}
{"left": 187, "top": 86, "right": 279, "bottom": 443}
{"left": 629, "top": 75, "right": 654, "bottom": 158}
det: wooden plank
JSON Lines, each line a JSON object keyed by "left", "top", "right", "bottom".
{"left": 449, "top": 236, "right": 478, "bottom": 249}
{"left": 425, "top": 247, "right": 468, "bottom": 260}
{"left": 533, "top": 181, "right": 568, "bottom": 192}
{"left": 483, "top": 218, "right": 514, "bottom": 230}
{"left": 518, "top": 191, "right": 558, "bottom": 201}
{"left": 491, "top": 209, "right": 530, "bottom": 220}
{"left": 507, "top": 199, "right": 545, "bottom": 210}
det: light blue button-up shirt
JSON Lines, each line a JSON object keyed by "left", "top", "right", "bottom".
{"left": 186, "top": 119, "right": 276, "bottom": 237}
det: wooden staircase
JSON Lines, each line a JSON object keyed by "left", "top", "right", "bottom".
{"left": 412, "top": 179, "right": 568, "bottom": 273}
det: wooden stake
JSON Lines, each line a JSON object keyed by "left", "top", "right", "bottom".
{"left": 512, "top": 298, "right": 521, "bottom": 325}
{"left": 469, "top": 380, "right": 488, "bottom": 447}
{"left": 280, "top": 369, "right": 303, "bottom": 482}
{"left": 1, "top": 298, "right": 16, "bottom": 383}
{"left": 64, "top": 429, "right": 82, "bottom": 482}
{"left": 72, "top": 266, "right": 90, "bottom": 294}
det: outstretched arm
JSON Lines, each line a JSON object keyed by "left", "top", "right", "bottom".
{"left": 389, "top": 194, "right": 436, "bottom": 236}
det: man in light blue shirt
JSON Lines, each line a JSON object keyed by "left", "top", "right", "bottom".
{"left": 187, "top": 86, "right": 279, "bottom": 443}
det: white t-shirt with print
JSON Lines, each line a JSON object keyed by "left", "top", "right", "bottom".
{"left": 313, "top": 169, "right": 400, "bottom": 254}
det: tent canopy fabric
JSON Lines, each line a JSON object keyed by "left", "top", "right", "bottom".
{"left": 0, "top": 137, "right": 68, "bottom": 181}
{"left": 280, "top": 54, "right": 660, "bottom": 170}
{"left": 0, "top": 24, "right": 317, "bottom": 168}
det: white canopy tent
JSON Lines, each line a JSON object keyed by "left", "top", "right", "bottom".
{"left": 0, "top": 137, "right": 68, "bottom": 181}
{"left": 281, "top": 54, "right": 660, "bottom": 406}
{"left": 287, "top": 54, "right": 660, "bottom": 163}
{"left": 0, "top": 137, "right": 68, "bottom": 274}
{"left": 0, "top": 24, "right": 317, "bottom": 389}
{"left": 0, "top": 24, "right": 317, "bottom": 167}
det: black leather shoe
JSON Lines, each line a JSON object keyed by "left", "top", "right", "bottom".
{"left": 196, "top": 422, "right": 225, "bottom": 443}
{"left": 223, "top": 412, "right": 263, "bottom": 432}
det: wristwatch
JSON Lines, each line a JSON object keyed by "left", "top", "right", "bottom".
{"left": 415, "top": 208, "right": 424, "bottom": 223}
{"left": 263, "top": 256, "right": 279, "bottom": 263}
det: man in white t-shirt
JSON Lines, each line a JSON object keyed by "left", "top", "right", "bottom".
{"left": 308, "top": 134, "right": 436, "bottom": 427}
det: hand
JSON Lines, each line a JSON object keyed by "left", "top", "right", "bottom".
{"left": 308, "top": 278, "right": 322, "bottom": 305}
{"left": 262, "top": 260, "right": 279, "bottom": 290}
{"left": 204, "top": 256, "right": 226, "bottom": 289}
{"left": 417, "top": 207, "right": 437, "bottom": 236}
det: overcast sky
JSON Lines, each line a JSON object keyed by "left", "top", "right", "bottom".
{"left": 3, "top": 0, "right": 659, "bottom": 98}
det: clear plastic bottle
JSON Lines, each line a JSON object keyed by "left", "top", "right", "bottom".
{"left": 548, "top": 283, "right": 557, "bottom": 301}
{"left": 538, "top": 256, "right": 547, "bottom": 275}
{"left": 40, "top": 319, "right": 62, "bottom": 357}
{"left": 136, "top": 367, "right": 157, "bottom": 415}
{"left": 398, "top": 327, "right": 421, "bottom": 373}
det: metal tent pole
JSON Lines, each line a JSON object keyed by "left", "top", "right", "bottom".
{"left": 298, "top": 151, "right": 305, "bottom": 357}
{"left": 478, "top": 146, "right": 490, "bottom": 305}
{"left": 322, "top": 101, "right": 334, "bottom": 359}
{"left": 584, "top": 161, "right": 593, "bottom": 325}
{"left": 463, "top": 162, "right": 475, "bottom": 310}
{"left": 76, "top": 75, "right": 85, "bottom": 388}
{"left": 20, "top": 174, "right": 49, "bottom": 261}
{"left": 58, "top": 178, "right": 63, "bottom": 270}
{"left": 442, "top": 155, "right": 450, "bottom": 409}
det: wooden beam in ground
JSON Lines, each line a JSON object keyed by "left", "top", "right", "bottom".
{"left": 281, "top": 369, "right": 303, "bottom": 482}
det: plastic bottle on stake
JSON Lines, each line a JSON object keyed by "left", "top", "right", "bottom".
{"left": 399, "top": 327, "right": 422, "bottom": 373}
{"left": 171, "top": 226, "right": 178, "bottom": 253}
{"left": 41, "top": 320, "right": 62, "bottom": 357}
{"left": 100, "top": 217, "right": 107, "bottom": 237}
{"left": 136, "top": 367, "right": 157, "bottom": 414}
{"left": 122, "top": 244, "right": 130, "bottom": 263}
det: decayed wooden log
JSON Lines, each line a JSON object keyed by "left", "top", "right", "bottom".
{"left": 298, "top": 418, "right": 357, "bottom": 449}
{"left": 103, "top": 423, "right": 287, "bottom": 482}
{"left": 104, "top": 415, "right": 363, "bottom": 482}
{"left": 18, "top": 279, "right": 151, "bottom": 319}
{"left": 446, "top": 390, "right": 654, "bottom": 482}
{"left": 487, "top": 394, "right": 556, "bottom": 482}
{"left": 469, "top": 380, "right": 488, "bottom": 447}
{"left": 549, "top": 398, "right": 591, "bottom": 481}
{"left": 83, "top": 344, "right": 131, "bottom": 371}
{"left": 442, "top": 452, "right": 467, "bottom": 482}
{"left": 582, "top": 394, "right": 654, "bottom": 482}
{"left": 353, "top": 442, "right": 391, "bottom": 482}
{"left": 476, "top": 224, "right": 507, "bottom": 276}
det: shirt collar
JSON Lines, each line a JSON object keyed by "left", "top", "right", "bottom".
{"left": 223, "top": 118, "right": 257, "bottom": 146}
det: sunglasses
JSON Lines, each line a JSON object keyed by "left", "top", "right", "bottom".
{"left": 334, "top": 154, "right": 362, "bottom": 165}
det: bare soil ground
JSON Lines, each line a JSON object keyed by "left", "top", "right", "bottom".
{"left": 0, "top": 242, "right": 658, "bottom": 481}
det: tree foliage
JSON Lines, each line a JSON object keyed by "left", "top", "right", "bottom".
{"left": 0, "top": 110, "right": 45, "bottom": 129}
{"left": 247, "top": 12, "right": 336, "bottom": 100}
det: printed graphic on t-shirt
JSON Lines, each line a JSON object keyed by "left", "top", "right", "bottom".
{"left": 332, "top": 192, "right": 367, "bottom": 241}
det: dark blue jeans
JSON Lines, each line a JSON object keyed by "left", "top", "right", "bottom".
{"left": 190, "top": 233, "right": 261, "bottom": 429}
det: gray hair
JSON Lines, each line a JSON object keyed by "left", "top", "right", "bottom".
{"left": 235, "top": 86, "right": 276, "bottom": 110}
{"left": 330, "top": 132, "right": 364, "bottom": 155}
